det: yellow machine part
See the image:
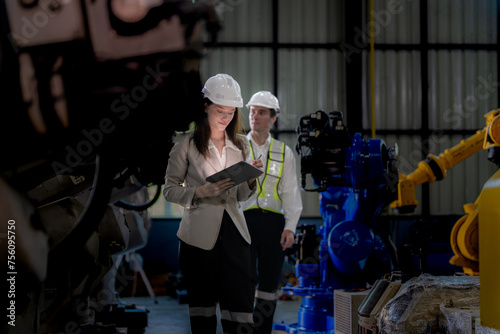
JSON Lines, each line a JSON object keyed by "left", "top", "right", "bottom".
{"left": 449, "top": 201, "right": 479, "bottom": 275}
{"left": 390, "top": 174, "right": 418, "bottom": 208}
{"left": 390, "top": 109, "right": 500, "bottom": 212}
{"left": 390, "top": 129, "right": 486, "bottom": 210}
{"left": 484, "top": 110, "right": 500, "bottom": 149}
{"left": 479, "top": 168, "right": 500, "bottom": 330}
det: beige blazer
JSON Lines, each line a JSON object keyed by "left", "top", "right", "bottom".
{"left": 163, "top": 132, "right": 256, "bottom": 250}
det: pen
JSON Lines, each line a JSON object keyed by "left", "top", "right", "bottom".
{"left": 256, "top": 154, "right": 262, "bottom": 160}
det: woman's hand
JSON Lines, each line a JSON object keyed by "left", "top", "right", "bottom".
{"left": 247, "top": 158, "right": 263, "bottom": 187}
{"left": 195, "top": 178, "right": 234, "bottom": 198}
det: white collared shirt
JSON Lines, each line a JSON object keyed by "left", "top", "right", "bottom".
{"left": 208, "top": 139, "right": 227, "bottom": 168}
{"left": 207, "top": 133, "right": 241, "bottom": 169}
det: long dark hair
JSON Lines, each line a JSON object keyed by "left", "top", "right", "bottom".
{"left": 192, "top": 98, "right": 248, "bottom": 159}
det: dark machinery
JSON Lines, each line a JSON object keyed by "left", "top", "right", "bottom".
{"left": 274, "top": 111, "right": 399, "bottom": 333}
{"left": 0, "top": 1, "right": 221, "bottom": 333}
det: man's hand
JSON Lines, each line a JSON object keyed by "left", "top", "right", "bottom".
{"left": 195, "top": 178, "right": 234, "bottom": 198}
{"left": 250, "top": 158, "right": 264, "bottom": 170}
{"left": 248, "top": 158, "right": 264, "bottom": 187}
{"left": 280, "top": 229, "right": 295, "bottom": 251}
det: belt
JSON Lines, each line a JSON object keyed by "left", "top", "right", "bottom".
{"left": 246, "top": 208, "right": 277, "bottom": 215}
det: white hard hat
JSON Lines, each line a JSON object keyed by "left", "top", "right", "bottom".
{"left": 246, "top": 91, "right": 280, "bottom": 116}
{"left": 202, "top": 73, "right": 243, "bottom": 108}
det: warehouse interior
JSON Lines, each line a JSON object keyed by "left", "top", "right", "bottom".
{"left": 1, "top": 0, "right": 500, "bottom": 333}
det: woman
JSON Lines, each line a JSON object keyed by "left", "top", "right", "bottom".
{"left": 163, "top": 73, "right": 263, "bottom": 333}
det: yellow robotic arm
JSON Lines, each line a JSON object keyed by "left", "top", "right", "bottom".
{"left": 390, "top": 128, "right": 486, "bottom": 211}
{"left": 390, "top": 109, "right": 500, "bottom": 212}
{"left": 390, "top": 109, "right": 500, "bottom": 276}
{"left": 387, "top": 108, "right": 500, "bottom": 330}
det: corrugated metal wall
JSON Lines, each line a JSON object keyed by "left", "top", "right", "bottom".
{"left": 278, "top": 0, "right": 343, "bottom": 43}
{"left": 362, "top": 50, "right": 422, "bottom": 130}
{"left": 278, "top": 49, "right": 346, "bottom": 129}
{"left": 428, "top": 50, "right": 498, "bottom": 130}
{"left": 362, "top": 0, "right": 498, "bottom": 215}
{"left": 198, "top": 0, "right": 499, "bottom": 218}
{"left": 428, "top": 0, "right": 496, "bottom": 44}
{"left": 214, "top": 0, "right": 273, "bottom": 43}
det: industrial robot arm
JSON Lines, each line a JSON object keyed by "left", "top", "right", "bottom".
{"left": 390, "top": 109, "right": 500, "bottom": 213}
{"left": 390, "top": 109, "right": 500, "bottom": 275}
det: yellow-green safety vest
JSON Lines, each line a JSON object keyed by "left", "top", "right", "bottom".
{"left": 246, "top": 138, "right": 285, "bottom": 214}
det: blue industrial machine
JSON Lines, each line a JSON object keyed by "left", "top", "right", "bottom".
{"left": 274, "top": 111, "right": 399, "bottom": 333}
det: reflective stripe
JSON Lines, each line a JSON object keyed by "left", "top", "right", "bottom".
{"left": 189, "top": 306, "right": 217, "bottom": 317}
{"left": 255, "top": 289, "right": 279, "bottom": 301}
{"left": 248, "top": 138, "right": 285, "bottom": 214}
{"left": 220, "top": 310, "right": 254, "bottom": 323}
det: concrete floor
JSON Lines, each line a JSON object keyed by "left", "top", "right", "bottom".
{"left": 119, "top": 295, "right": 302, "bottom": 334}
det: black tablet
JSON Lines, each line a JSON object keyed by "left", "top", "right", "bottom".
{"left": 206, "top": 161, "right": 263, "bottom": 185}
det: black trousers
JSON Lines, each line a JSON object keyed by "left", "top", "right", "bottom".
{"left": 179, "top": 211, "right": 255, "bottom": 334}
{"left": 244, "top": 209, "right": 286, "bottom": 334}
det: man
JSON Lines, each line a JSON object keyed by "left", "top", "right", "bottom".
{"left": 242, "top": 91, "right": 303, "bottom": 334}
